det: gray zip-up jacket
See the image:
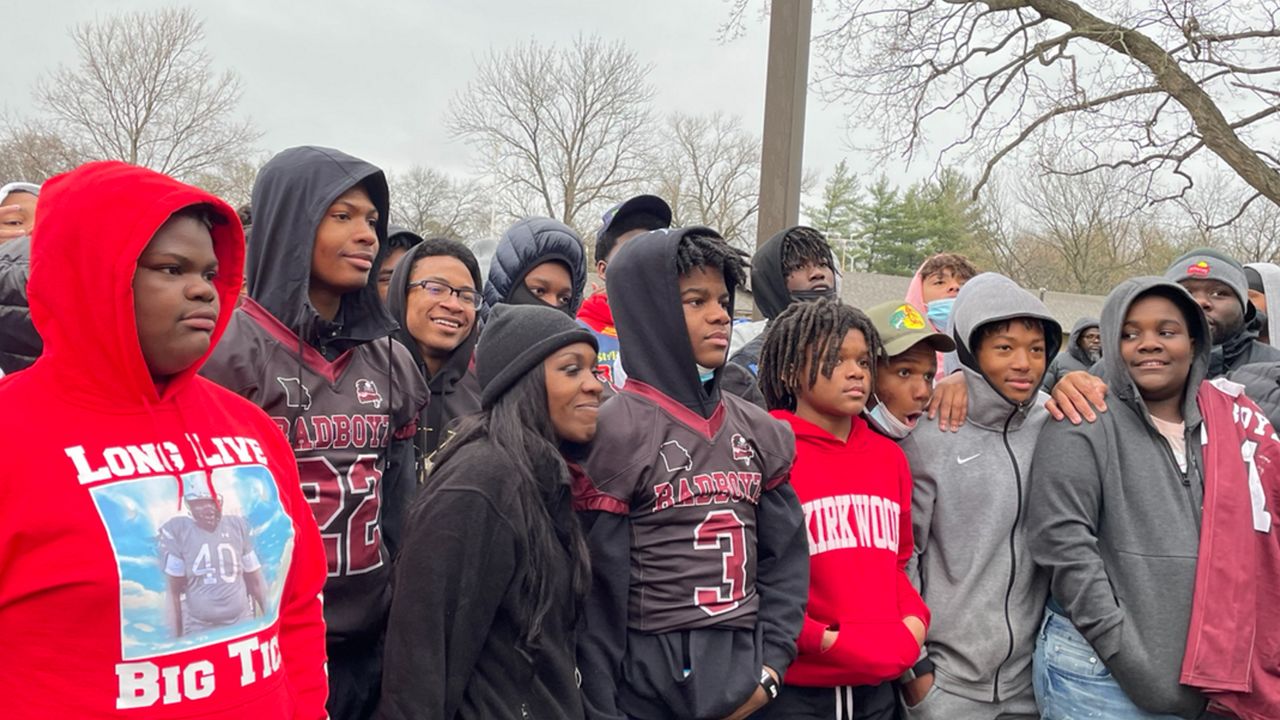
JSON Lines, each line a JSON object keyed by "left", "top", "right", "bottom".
{"left": 1027, "top": 277, "right": 1211, "bottom": 718}
{"left": 901, "top": 273, "right": 1062, "bottom": 704}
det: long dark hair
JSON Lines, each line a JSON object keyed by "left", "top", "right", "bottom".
{"left": 760, "top": 298, "right": 884, "bottom": 412}
{"left": 425, "top": 368, "right": 590, "bottom": 655}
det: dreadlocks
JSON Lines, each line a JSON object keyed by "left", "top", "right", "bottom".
{"left": 759, "top": 298, "right": 884, "bottom": 412}
{"left": 779, "top": 226, "right": 834, "bottom": 276}
{"left": 675, "top": 231, "right": 749, "bottom": 288}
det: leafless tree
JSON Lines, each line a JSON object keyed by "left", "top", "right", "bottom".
{"left": 1183, "top": 173, "right": 1280, "bottom": 262}
{"left": 971, "top": 167, "right": 1183, "bottom": 293}
{"left": 388, "top": 165, "right": 492, "bottom": 241}
{"left": 34, "top": 7, "right": 259, "bottom": 181}
{"left": 656, "top": 113, "right": 762, "bottom": 249}
{"left": 730, "top": 1, "right": 1280, "bottom": 224}
{"left": 191, "top": 154, "right": 268, "bottom": 211}
{"left": 0, "top": 120, "right": 84, "bottom": 184}
{"left": 449, "top": 35, "right": 656, "bottom": 234}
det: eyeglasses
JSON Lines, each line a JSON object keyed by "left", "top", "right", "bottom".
{"left": 407, "top": 279, "right": 482, "bottom": 308}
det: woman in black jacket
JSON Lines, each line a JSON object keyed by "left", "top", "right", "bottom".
{"left": 376, "top": 303, "right": 603, "bottom": 720}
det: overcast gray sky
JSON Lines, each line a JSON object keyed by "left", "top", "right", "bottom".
{"left": 5, "top": 0, "right": 909, "bottom": 192}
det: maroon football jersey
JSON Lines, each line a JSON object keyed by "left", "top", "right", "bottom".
{"left": 578, "top": 380, "right": 794, "bottom": 634}
{"left": 202, "top": 298, "right": 427, "bottom": 640}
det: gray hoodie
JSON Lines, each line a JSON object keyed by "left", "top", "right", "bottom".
{"left": 1027, "top": 277, "right": 1211, "bottom": 718}
{"left": 1040, "top": 316, "right": 1099, "bottom": 391}
{"left": 901, "top": 273, "right": 1062, "bottom": 704}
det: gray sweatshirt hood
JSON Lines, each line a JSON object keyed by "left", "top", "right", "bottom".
{"left": 1065, "top": 316, "right": 1099, "bottom": 366}
{"left": 1099, "top": 277, "right": 1210, "bottom": 427}
{"left": 951, "top": 273, "right": 1062, "bottom": 409}
{"left": 1246, "top": 262, "right": 1280, "bottom": 347}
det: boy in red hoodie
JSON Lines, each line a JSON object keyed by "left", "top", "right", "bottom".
{"left": 758, "top": 298, "right": 929, "bottom": 719}
{"left": 0, "top": 161, "right": 328, "bottom": 718}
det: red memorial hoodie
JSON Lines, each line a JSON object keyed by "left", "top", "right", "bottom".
{"left": 0, "top": 162, "right": 329, "bottom": 718}
{"left": 770, "top": 411, "right": 930, "bottom": 687}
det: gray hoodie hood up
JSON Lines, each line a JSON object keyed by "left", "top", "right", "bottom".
{"left": 1246, "top": 261, "right": 1280, "bottom": 348}
{"left": 900, "top": 273, "right": 1060, "bottom": 703}
{"left": 1040, "top": 316, "right": 1100, "bottom": 391}
{"left": 1027, "top": 277, "right": 1211, "bottom": 718}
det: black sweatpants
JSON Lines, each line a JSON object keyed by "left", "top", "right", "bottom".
{"left": 327, "top": 633, "right": 384, "bottom": 720}
{"left": 752, "top": 681, "right": 899, "bottom": 720}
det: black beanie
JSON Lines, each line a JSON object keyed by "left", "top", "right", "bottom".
{"left": 476, "top": 304, "right": 599, "bottom": 408}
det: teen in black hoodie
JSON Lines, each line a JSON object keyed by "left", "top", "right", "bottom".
{"left": 201, "top": 146, "right": 428, "bottom": 720}
{"left": 386, "top": 237, "right": 484, "bottom": 467}
{"left": 377, "top": 304, "right": 603, "bottom": 720}
{"left": 574, "top": 227, "right": 807, "bottom": 720}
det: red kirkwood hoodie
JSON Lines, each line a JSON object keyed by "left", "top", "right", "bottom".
{"left": 770, "top": 411, "right": 930, "bottom": 687}
{"left": 0, "top": 162, "right": 328, "bottom": 718}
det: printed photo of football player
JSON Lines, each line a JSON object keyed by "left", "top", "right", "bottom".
{"left": 159, "top": 471, "right": 269, "bottom": 638}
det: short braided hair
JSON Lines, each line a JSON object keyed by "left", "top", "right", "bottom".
{"left": 759, "top": 298, "right": 883, "bottom": 412}
{"left": 675, "top": 231, "right": 749, "bottom": 288}
{"left": 780, "top": 226, "right": 834, "bottom": 275}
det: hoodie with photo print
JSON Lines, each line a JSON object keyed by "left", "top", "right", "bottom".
{"left": 0, "top": 161, "right": 327, "bottom": 718}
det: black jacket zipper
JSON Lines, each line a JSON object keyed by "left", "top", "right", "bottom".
{"left": 991, "top": 408, "right": 1021, "bottom": 702}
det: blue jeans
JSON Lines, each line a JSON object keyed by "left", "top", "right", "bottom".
{"left": 1032, "top": 608, "right": 1180, "bottom": 720}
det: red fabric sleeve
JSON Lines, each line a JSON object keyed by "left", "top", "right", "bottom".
{"left": 897, "top": 457, "right": 930, "bottom": 628}
{"left": 265, "top": 428, "right": 330, "bottom": 719}
{"left": 797, "top": 615, "right": 831, "bottom": 656}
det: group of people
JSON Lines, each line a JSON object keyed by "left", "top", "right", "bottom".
{"left": 0, "top": 146, "right": 1278, "bottom": 720}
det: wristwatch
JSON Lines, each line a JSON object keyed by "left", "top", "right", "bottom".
{"left": 759, "top": 668, "right": 780, "bottom": 702}
{"left": 900, "top": 658, "right": 935, "bottom": 683}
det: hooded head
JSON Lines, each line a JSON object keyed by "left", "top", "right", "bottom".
{"left": 609, "top": 227, "right": 748, "bottom": 418}
{"left": 387, "top": 237, "right": 484, "bottom": 382}
{"left": 1245, "top": 262, "right": 1280, "bottom": 347}
{"left": 906, "top": 252, "right": 979, "bottom": 332}
{"left": 245, "top": 146, "right": 394, "bottom": 347}
{"left": 951, "top": 273, "right": 1062, "bottom": 407}
{"left": 1067, "top": 316, "right": 1102, "bottom": 365}
{"left": 1099, "top": 277, "right": 1210, "bottom": 422}
{"left": 376, "top": 225, "right": 426, "bottom": 303}
{"left": 27, "top": 161, "right": 244, "bottom": 407}
{"left": 749, "top": 225, "right": 837, "bottom": 320}
{"left": 482, "top": 217, "right": 587, "bottom": 317}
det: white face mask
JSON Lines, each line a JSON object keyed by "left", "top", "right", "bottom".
{"left": 867, "top": 399, "right": 915, "bottom": 439}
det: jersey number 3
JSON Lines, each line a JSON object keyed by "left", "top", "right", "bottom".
{"left": 298, "top": 454, "right": 384, "bottom": 576}
{"left": 693, "top": 509, "right": 748, "bottom": 616}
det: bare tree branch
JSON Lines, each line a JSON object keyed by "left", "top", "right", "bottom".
{"left": 33, "top": 8, "right": 259, "bottom": 182}
{"left": 804, "top": 0, "right": 1280, "bottom": 222}
{"left": 448, "top": 35, "right": 656, "bottom": 236}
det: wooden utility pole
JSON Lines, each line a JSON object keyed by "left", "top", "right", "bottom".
{"left": 754, "top": 0, "right": 812, "bottom": 317}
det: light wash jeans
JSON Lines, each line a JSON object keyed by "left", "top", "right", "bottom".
{"left": 1032, "top": 608, "right": 1181, "bottom": 720}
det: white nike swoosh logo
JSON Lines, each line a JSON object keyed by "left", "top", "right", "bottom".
{"left": 957, "top": 454, "right": 981, "bottom": 465}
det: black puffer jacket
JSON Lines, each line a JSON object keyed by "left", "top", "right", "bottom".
{"left": 1228, "top": 361, "right": 1280, "bottom": 429}
{"left": 0, "top": 236, "right": 39, "bottom": 374}
{"left": 481, "top": 217, "right": 586, "bottom": 318}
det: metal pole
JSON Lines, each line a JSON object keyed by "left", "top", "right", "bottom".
{"left": 754, "top": 0, "right": 813, "bottom": 318}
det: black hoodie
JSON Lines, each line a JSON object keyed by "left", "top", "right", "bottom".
{"left": 726, "top": 226, "right": 835, "bottom": 401}
{"left": 386, "top": 240, "right": 483, "bottom": 466}
{"left": 202, "top": 147, "right": 428, "bottom": 654}
{"left": 575, "top": 227, "right": 808, "bottom": 720}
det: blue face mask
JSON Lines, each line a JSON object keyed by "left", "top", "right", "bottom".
{"left": 867, "top": 401, "right": 914, "bottom": 440}
{"left": 697, "top": 364, "right": 716, "bottom": 383}
{"left": 926, "top": 298, "right": 955, "bottom": 331}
